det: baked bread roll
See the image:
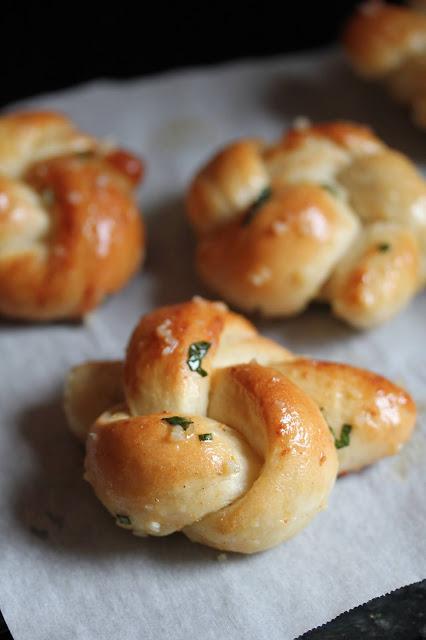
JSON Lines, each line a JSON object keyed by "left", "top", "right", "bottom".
{"left": 64, "top": 298, "right": 416, "bottom": 553}
{"left": 343, "top": 2, "right": 426, "bottom": 129}
{"left": 0, "top": 111, "right": 145, "bottom": 320}
{"left": 186, "top": 122, "right": 425, "bottom": 328}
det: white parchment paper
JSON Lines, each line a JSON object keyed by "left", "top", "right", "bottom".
{"left": 0, "top": 50, "right": 425, "bottom": 640}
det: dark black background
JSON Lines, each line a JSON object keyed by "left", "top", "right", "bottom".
{"left": 1, "top": 0, "right": 366, "bottom": 108}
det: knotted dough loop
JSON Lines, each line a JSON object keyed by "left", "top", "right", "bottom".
{"left": 343, "top": 2, "right": 426, "bottom": 129}
{"left": 124, "top": 296, "right": 291, "bottom": 416}
{"left": 186, "top": 122, "right": 425, "bottom": 328}
{"left": 86, "top": 362, "right": 337, "bottom": 553}
{"left": 0, "top": 111, "right": 145, "bottom": 320}
{"left": 64, "top": 298, "right": 416, "bottom": 553}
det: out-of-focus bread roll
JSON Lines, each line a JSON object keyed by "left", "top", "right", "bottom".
{"left": 0, "top": 110, "right": 145, "bottom": 320}
{"left": 186, "top": 122, "right": 425, "bottom": 328}
{"left": 343, "top": 2, "right": 426, "bottom": 129}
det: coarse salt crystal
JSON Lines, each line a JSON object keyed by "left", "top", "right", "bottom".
{"left": 297, "top": 207, "right": 329, "bottom": 240}
{"left": 249, "top": 266, "right": 272, "bottom": 286}
{"left": 156, "top": 318, "right": 178, "bottom": 355}
{"left": 271, "top": 220, "right": 288, "bottom": 236}
{"left": 170, "top": 426, "right": 186, "bottom": 441}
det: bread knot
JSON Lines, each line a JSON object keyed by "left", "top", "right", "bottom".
{"left": 343, "top": 2, "right": 426, "bottom": 129}
{"left": 64, "top": 299, "right": 416, "bottom": 553}
{"left": 186, "top": 122, "right": 425, "bottom": 328}
{"left": 0, "top": 111, "right": 145, "bottom": 320}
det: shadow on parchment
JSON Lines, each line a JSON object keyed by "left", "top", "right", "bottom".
{"left": 12, "top": 392, "right": 232, "bottom": 565}
{"left": 0, "top": 316, "right": 85, "bottom": 332}
{"left": 263, "top": 58, "right": 426, "bottom": 163}
{"left": 143, "top": 194, "right": 207, "bottom": 306}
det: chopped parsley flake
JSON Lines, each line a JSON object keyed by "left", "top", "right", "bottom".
{"left": 242, "top": 186, "right": 272, "bottom": 225}
{"left": 198, "top": 433, "right": 213, "bottom": 441}
{"left": 187, "top": 341, "right": 211, "bottom": 377}
{"left": 162, "top": 416, "right": 193, "bottom": 430}
{"left": 116, "top": 514, "right": 132, "bottom": 526}
{"left": 377, "top": 243, "right": 391, "bottom": 252}
{"left": 330, "top": 424, "right": 352, "bottom": 449}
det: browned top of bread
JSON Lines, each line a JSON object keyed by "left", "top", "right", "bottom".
{"left": 343, "top": 2, "right": 426, "bottom": 76}
{"left": 186, "top": 121, "right": 425, "bottom": 328}
{"left": 0, "top": 110, "right": 145, "bottom": 320}
{"left": 280, "top": 121, "right": 384, "bottom": 153}
{"left": 124, "top": 296, "right": 291, "bottom": 416}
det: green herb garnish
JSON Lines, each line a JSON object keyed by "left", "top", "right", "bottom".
{"left": 321, "top": 184, "right": 339, "bottom": 197}
{"left": 162, "top": 416, "right": 193, "bottom": 430}
{"left": 198, "top": 433, "right": 213, "bottom": 441}
{"left": 242, "top": 186, "right": 272, "bottom": 226}
{"left": 116, "top": 514, "right": 132, "bottom": 526}
{"left": 330, "top": 424, "right": 352, "bottom": 449}
{"left": 377, "top": 243, "right": 391, "bottom": 252}
{"left": 187, "top": 341, "right": 211, "bottom": 377}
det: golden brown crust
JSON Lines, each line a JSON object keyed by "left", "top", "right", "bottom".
{"left": 0, "top": 111, "right": 95, "bottom": 176}
{"left": 323, "top": 224, "right": 421, "bottom": 328}
{"left": 184, "top": 363, "right": 337, "bottom": 552}
{"left": 279, "top": 121, "right": 383, "bottom": 155}
{"left": 185, "top": 122, "right": 425, "bottom": 327}
{"left": 0, "top": 110, "right": 145, "bottom": 320}
{"left": 196, "top": 184, "right": 359, "bottom": 315}
{"left": 343, "top": 3, "right": 426, "bottom": 129}
{"left": 85, "top": 362, "right": 338, "bottom": 553}
{"left": 85, "top": 409, "right": 262, "bottom": 538}
{"left": 124, "top": 296, "right": 291, "bottom": 415}
{"left": 274, "top": 359, "right": 416, "bottom": 473}
{"left": 64, "top": 299, "right": 417, "bottom": 553}
{"left": 343, "top": 3, "right": 426, "bottom": 76}
{"left": 186, "top": 140, "right": 268, "bottom": 234}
